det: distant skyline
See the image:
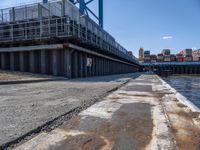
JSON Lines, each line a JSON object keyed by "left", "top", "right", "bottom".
{"left": 1, "top": 0, "right": 200, "bottom": 56}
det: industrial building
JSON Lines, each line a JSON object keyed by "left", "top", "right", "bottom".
{"left": 138, "top": 47, "right": 144, "bottom": 62}
{"left": 0, "top": 0, "right": 139, "bottom": 78}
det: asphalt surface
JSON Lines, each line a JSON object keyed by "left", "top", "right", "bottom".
{"left": 0, "top": 73, "right": 139, "bottom": 147}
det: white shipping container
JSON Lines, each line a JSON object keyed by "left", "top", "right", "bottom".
{"left": 164, "top": 58, "right": 171, "bottom": 62}
{"left": 193, "top": 57, "right": 200, "bottom": 61}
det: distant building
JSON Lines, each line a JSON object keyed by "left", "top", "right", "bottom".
{"left": 176, "top": 53, "right": 184, "bottom": 62}
{"left": 138, "top": 47, "right": 144, "bottom": 62}
{"left": 141, "top": 48, "right": 200, "bottom": 63}
{"left": 162, "top": 49, "right": 171, "bottom": 62}
{"left": 150, "top": 55, "right": 157, "bottom": 63}
{"left": 192, "top": 49, "right": 200, "bottom": 61}
{"left": 170, "top": 54, "right": 176, "bottom": 62}
{"left": 162, "top": 49, "right": 171, "bottom": 56}
{"left": 143, "top": 50, "right": 150, "bottom": 62}
{"left": 180, "top": 49, "right": 193, "bottom": 62}
{"left": 157, "top": 53, "right": 164, "bottom": 62}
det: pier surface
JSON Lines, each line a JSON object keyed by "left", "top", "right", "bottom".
{"left": 12, "top": 74, "right": 200, "bottom": 150}
{"left": 0, "top": 72, "right": 136, "bottom": 148}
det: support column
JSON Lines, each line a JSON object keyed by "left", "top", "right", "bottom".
{"left": 1, "top": 53, "right": 6, "bottom": 70}
{"left": 88, "top": 55, "right": 92, "bottom": 77}
{"left": 29, "top": 51, "right": 35, "bottom": 73}
{"left": 19, "top": 52, "right": 25, "bottom": 72}
{"left": 83, "top": 53, "right": 87, "bottom": 77}
{"left": 95, "top": 56, "right": 98, "bottom": 76}
{"left": 41, "top": 50, "right": 47, "bottom": 74}
{"left": 75, "top": 51, "right": 78, "bottom": 78}
{"left": 64, "top": 49, "right": 72, "bottom": 78}
{"left": 10, "top": 52, "right": 15, "bottom": 71}
{"left": 52, "top": 50, "right": 59, "bottom": 76}
{"left": 0, "top": 53, "right": 1, "bottom": 69}
{"left": 100, "top": 58, "right": 103, "bottom": 76}
{"left": 79, "top": 52, "right": 84, "bottom": 77}
{"left": 92, "top": 56, "right": 95, "bottom": 76}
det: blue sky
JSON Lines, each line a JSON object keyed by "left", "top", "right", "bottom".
{"left": 1, "top": 0, "right": 200, "bottom": 56}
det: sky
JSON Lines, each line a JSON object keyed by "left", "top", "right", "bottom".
{"left": 1, "top": 0, "right": 200, "bottom": 56}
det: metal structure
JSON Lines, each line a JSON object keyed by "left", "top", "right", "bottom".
{"left": 0, "top": 0, "right": 139, "bottom": 78}
{"left": 69, "top": 0, "right": 103, "bottom": 28}
{"left": 0, "top": 0, "right": 138, "bottom": 63}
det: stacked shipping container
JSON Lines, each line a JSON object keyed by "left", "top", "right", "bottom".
{"left": 143, "top": 51, "right": 150, "bottom": 62}
{"left": 176, "top": 53, "right": 184, "bottom": 62}
{"left": 193, "top": 50, "right": 200, "bottom": 61}
{"left": 157, "top": 54, "right": 164, "bottom": 62}
{"left": 139, "top": 48, "right": 200, "bottom": 63}
{"left": 180, "top": 49, "right": 193, "bottom": 62}
{"left": 162, "top": 49, "right": 171, "bottom": 62}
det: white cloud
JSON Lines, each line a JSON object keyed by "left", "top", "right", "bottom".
{"left": 162, "top": 36, "right": 173, "bottom": 40}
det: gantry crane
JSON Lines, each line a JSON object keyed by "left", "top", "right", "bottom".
{"left": 43, "top": 0, "right": 103, "bottom": 28}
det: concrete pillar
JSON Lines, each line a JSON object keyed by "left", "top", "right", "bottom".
{"left": 64, "top": 49, "right": 72, "bottom": 78}
{"left": 92, "top": 56, "right": 95, "bottom": 76}
{"left": 0, "top": 53, "right": 1, "bottom": 69}
{"left": 108, "top": 60, "right": 110, "bottom": 75}
{"left": 73, "top": 51, "right": 78, "bottom": 78}
{"left": 100, "top": 58, "right": 103, "bottom": 76}
{"left": 94, "top": 56, "right": 98, "bottom": 76}
{"left": 88, "top": 55, "right": 92, "bottom": 77}
{"left": 52, "top": 50, "right": 59, "bottom": 76}
{"left": 10, "top": 52, "right": 15, "bottom": 71}
{"left": 105, "top": 59, "right": 108, "bottom": 75}
{"left": 83, "top": 53, "right": 87, "bottom": 77}
{"left": 19, "top": 52, "right": 25, "bottom": 72}
{"left": 29, "top": 51, "right": 35, "bottom": 73}
{"left": 36, "top": 51, "right": 41, "bottom": 73}
{"left": 79, "top": 52, "right": 84, "bottom": 77}
{"left": 195, "top": 66, "right": 198, "bottom": 74}
{"left": 1, "top": 53, "right": 6, "bottom": 70}
{"left": 41, "top": 50, "right": 47, "bottom": 74}
{"left": 111, "top": 61, "right": 113, "bottom": 74}
{"left": 101, "top": 58, "right": 104, "bottom": 75}
{"left": 97, "top": 57, "right": 100, "bottom": 76}
{"left": 191, "top": 67, "right": 194, "bottom": 74}
{"left": 185, "top": 66, "right": 188, "bottom": 74}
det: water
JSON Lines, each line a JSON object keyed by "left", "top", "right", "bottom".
{"left": 163, "top": 75, "right": 200, "bottom": 109}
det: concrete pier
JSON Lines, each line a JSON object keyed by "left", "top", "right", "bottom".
{"left": 13, "top": 74, "right": 200, "bottom": 150}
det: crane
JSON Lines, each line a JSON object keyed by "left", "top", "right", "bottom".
{"left": 43, "top": 0, "right": 103, "bottom": 28}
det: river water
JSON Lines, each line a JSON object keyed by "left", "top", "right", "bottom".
{"left": 163, "top": 75, "right": 200, "bottom": 109}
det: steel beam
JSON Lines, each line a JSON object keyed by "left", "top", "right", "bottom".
{"left": 99, "top": 0, "right": 103, "bottom": 28}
